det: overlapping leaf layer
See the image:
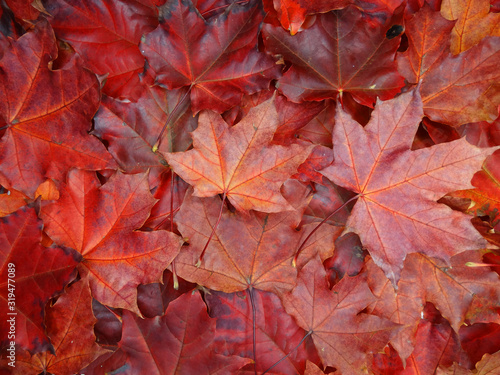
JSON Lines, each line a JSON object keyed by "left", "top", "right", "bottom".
{"left": 0, "top": 0, "right": 499, "bottom": 373}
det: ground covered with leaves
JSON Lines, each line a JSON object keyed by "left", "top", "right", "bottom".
{"left": 0, "top": 0, "right": 500, "bottom": 374}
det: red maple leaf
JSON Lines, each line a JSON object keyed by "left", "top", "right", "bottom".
{"left": 0, "top": 20, "right": 116, "bottom": 197}
{"left": 13, "top": 277, "right": 110, "bottom": 375}
{"left": 165, "top": 97, "right": 313, "bottom": 213}
{"left": 118, "top": 291, "right": 251, "bottom": 374}
{"left": 0, "top": 207, "right": 79, "bottom": 353}
{"left": 282, "top": 256, "right": 398, "bottom": 374}
{"left": 321, "top": 88, "right": 498, "bottom": 283}
{"left": 140, "top": 0, "right": 281, "bottom": 113}
{"left": 40, "top": 170, "right": 183, "bottom": 314}
{"left": 397, "top": 6, "right": 500, "bottom": 125}
{"left": 43, "top": 0, "right": 159, "bottom": 99}
{"left": 262, "top": 5, "right": 405, "bottom": 107}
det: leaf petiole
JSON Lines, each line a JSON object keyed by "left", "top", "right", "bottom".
{"left": 293, "top": 194, "right": 360, "bottom": 267}
{"left": 261, "top": 330, "right": 313, "bottom": 374}
{"left": 152, "top": 85, "right": 192, "bottom": 153}
{"left": 196, "top": 192, "right": 227, "bottom": 267}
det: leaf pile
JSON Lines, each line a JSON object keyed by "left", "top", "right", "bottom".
{"left": 1, "top": 0, "right": 500, "bottom": 374}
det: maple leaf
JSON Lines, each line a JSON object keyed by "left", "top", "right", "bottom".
{"left": 321, "top": 88, "right": 498, "bottom": 284}
{"left": 118, "top": 291, "right": 252, "bottom": 374}
{"left": 205, "top": 289, "right": 320, "bottom": 374}
{"left": 174, "top": 191, "right": 335, "bottom": 293}
{"left": 0, "top": 207, "right": 79, "bottom": 353}
{"left": 366, "top": 251, "right": 500, "bottom": 360}
{"left": 262, "top": 5, "right": 405, "bottom": 107}
{"left": 43, "top": 0, "right": 159, "bottom": 99}
{"left": 0, "top": 20, "right": 116, "bottom": 197}
{"left": 13, "top": 277, "right": 110, "bottom": 375}
{"left": 140, "top": 0, "right": 281, "bottom": 113}
{"left": 440, "top": 0, "right": 500, "bottom": 54}
{"left": 40, "top": 170, "right": 183, "bottom": 314}
{"left": 282, "top": 256, "right": 398, "bottom": 375}
{"left": 397, "top": 6, "right": 500, "bottom": 125}
{"left": 165, "top": 97, "right": 313, "bottom": 213}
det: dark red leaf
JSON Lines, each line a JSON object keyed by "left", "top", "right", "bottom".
{"left": 0, "top": 20, "right": 116, "bottom": 197}
{"left": 0, "top": 207, "right": 79, "bottom": 353}
{"left": 43, "top": 0, "right": 159, "bottom": 99}
{"left": 141, "top": 0, "right": 281, "bottom": 113}
{"left": 263, "top": 6, "right": 405, "bottom": 107}
{"left": 118, "top": 291, "right": 251, "bottom": 374}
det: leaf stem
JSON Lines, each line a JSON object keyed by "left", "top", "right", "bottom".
{"left": 153, "top": 85, "right": 192, "bottom": 152}
{"left": 170, "top": 173, "right": 175, "bottom": 233}
{"left": 466, "top": 262, "right": 499, "bottom": 267}
{"left": 170, "top": 172, "right": 179, "bottom": 290}
{"left": 248, "top": 287, "right": 258, "bottom": 375}
{"left": 261, "top": 330, "right": 313, "bottom": 374}
{"left": 293, "top": 194, "right": 359, "bottom": 267}
{"left": 153, "top": 207, "right": 181, "bottom": 230}
{"left": 196, "top": 192, "right": 227, "bottom": 267}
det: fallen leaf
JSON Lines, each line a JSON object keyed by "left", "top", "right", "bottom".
{"left": 166, "top": 97, "right": 313, "bottom": 213}
{"left": 0, "top": 207, "right": 79, "bottom": 353}
{"left": 262, "top": 6, "right": 405, "bottom": 107}
{"left": 397, "top": 7, "right": 500, "bottom": 125}
{"left": 13, "top": 277, "right": 110, "bottom": 375}
{"left": 367, "top": 251, "right": 500, "bottom": 360}
{"left": 441, "top": 0, "right": 500, "bottom": 54}
{"left": 0, "top": 20, "right": 116, "bottom": 197}
{"left": 118, "top": 290, "right": 252, "bottom": 374}
{"left": 44, "top": 0, "right": 159, "bottom": 99}
{"left": 40, "top": 170, "right": 183, "bottom": 314}
{"left": 174, "top": 191, "right": 324, "bottom": 293}
{"left": 321, "top": 88, "right": 497, "bottom": 284}
{"left": 282, "top": 256, "right": 398, "bottom": 375}
{"left": 140, "top": 0, "right": 281, "bottom": 113}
